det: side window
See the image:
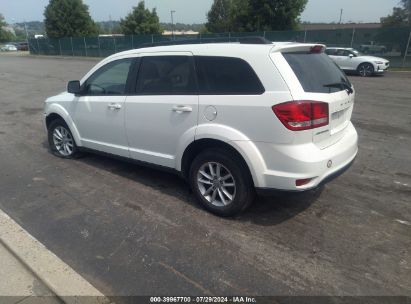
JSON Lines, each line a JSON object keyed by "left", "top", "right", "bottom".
{"left": 83, "top": 59, "right": 133, "bottom": 95}
{"left": 136, "top": 56, "right": 197, "bottom": 95}
{"left": 195, "top": 56, "right": 265, "bottom": 95}
{"left": 325, "top": 49, "right": 335, "bottom": 55}
{"left": 342, "top": 50, "right": 352, "bottom": 57}
{"left": 335, "top": 49, "right": 347, "bottom": 56}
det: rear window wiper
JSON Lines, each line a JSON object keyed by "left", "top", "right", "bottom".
{"left": 324, "top": 82, "right": 353, "bottom": 94}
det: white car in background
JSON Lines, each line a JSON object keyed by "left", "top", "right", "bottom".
{"left": 0, "top": 44, "right": 18, "bottom": 52}
{"left": 325, "top": 47, "right": 389, "bottom": 77}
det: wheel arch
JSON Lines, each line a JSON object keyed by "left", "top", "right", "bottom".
{"left": 357, "top": 61, "right": 375, "bottom": 70}
{"left": 45, "top": 105, "right": 82, "bottom": 146}
{"left": 180, "top": 138, "right": 265, "bottom": 187}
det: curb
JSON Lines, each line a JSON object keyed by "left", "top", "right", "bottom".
{"left": 0, "top": 209, "right": 110, "bottom": 304}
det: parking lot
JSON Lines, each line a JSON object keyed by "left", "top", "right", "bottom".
{"left": 0, "top": 53, "right": 410, "bottom": 298}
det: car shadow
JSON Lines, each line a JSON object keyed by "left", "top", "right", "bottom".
{"left": 235, "top": 187, "right": 323, "bottom": 226}
{"left": 43, "top": 141, "right": 320, "bottom": 225}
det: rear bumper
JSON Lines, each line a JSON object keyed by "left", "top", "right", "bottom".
{"left": 256, "top": 156, "right": 355, "bottom": 196}
{"left": 240, "top": 122, "right": 358, "bottom": 191}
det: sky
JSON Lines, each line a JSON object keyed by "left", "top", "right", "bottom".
{"left": 0, "top": 0, "right": 402, "bottom": 24}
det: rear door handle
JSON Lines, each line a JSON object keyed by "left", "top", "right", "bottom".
{"left": 108, "top": 103, "right": 122, "bottom": 110}
{"left": 172, "top": 105, "right": 192, "bottom": 113}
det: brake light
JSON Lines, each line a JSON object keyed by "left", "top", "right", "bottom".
{"left": 310, "top": 45, "right": 325, "bottom": 53}
{"left": 272, "top": 101, "right": 329, "bottom": 131}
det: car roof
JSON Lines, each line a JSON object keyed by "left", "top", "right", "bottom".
{"left": 113, "top": 43, "right": 274, "bottom": 57}
{"left": 107, "top": 42, "right": 322, "bottom": 60}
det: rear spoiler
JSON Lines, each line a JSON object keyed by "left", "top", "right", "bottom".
{"left": 271, "top": 43, "right": 326, "bottom": 54}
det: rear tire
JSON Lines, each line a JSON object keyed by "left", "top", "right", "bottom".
{"left": 357, "top": 63, "right": 374, "bottom": 77}
{"left": 47, "top": 119, "right": 79, "bottom": 159}
{"left": 189, "top": 148, "right": 255, "bottom": 217}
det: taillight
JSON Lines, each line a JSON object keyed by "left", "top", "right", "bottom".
{"left": 310, "top": 45, "right": 325, "bottom": 53}
{"left": 272, "top": 101, "right": 329, "bottom": 131}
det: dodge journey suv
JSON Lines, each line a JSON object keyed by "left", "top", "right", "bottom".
{"left": 44, "top": 41, "right": 358, "bottom": 216}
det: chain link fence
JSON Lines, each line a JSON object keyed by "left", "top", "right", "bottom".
{"left": 28, "top": 27, "right": 411, "bottom": 68}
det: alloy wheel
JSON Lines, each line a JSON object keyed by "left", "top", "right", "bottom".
{"left": 197, "top": 162, "right": 236, "bottom": 207}
{"left": 52, "top": 126, "right": 74, "bottom": 156}
{"left": 359, "top": 63, "right": 373, "bottom": 77}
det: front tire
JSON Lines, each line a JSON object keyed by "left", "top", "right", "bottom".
{"left": 357, "top": 63, "right": 374, "bottom": 77}
{"left": 47, "top": 119, "right": 78, "bottom": 158}
{"left": 189, "top": 148, "right": 255, "bottom": 217}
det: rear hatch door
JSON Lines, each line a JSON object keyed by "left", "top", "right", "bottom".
{"left": 271, "top": 45, "right": 354, "bottom": 149}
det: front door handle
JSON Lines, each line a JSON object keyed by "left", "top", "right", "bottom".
{"left": 172, "top": 105, "right": 192, "bottom": 113}
{"left": 108, "top": 103, "right": 122, "bottom": 110}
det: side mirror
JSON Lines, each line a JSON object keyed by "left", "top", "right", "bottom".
{"left": 349, "top": 54, "right": 354, "bottom": 58}
{"left": 67, "top": 80, "right": 81, "bottom": 95}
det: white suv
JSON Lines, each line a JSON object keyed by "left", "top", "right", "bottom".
{"left": 325, "top": 47, "right": 389, "bottom": 77}
{"left": 44, "top": 41, "right": 358, "bottom": 216}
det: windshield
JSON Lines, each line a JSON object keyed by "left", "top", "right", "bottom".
{"left": 283, "top": 52, "right": 351, "bottom": 94}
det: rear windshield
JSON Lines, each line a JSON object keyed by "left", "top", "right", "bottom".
{"left": 283, "top": 52, "right": 351, "bottom": 94}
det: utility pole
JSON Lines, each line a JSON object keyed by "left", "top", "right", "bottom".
{"left": 23, "top": 20, "right": 29, "bottom": 50}
{"left": 339, "top": 9, "right": 343, "bottom": 24}
{"left": 171, "top": 10, "right": 176, "bottom": 40}
{"left": 24, "top": 22, "right": 29, "bottom": 41}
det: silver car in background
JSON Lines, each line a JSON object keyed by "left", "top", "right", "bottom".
{"left": 325, "top": 47, "right": 389, "bottom": 77}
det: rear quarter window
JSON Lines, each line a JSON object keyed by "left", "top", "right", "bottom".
{"left": 283, "top": 52, "right": 350, "bottom": 94}
{"left": 195, "top": 56, "right": 265, "bottom": 95}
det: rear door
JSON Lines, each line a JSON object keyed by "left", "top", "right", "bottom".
{"left": 125, "top": 53, "right": 199, "bottom": 168}
{"left": 273, "top": 48, "right": 354, "bottom": 149}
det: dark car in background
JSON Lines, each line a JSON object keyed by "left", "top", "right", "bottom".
{"left": 15, "top": 42, "right": 29, "bottom": 51}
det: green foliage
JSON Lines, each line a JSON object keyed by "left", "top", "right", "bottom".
{"left": 0, "top": 14, "right": 14, "bottom": 42}
{"left": 381, "top": 0, "right": 411, "bottom": 27}
{"left": 44, "top": 0, "right": 99, "bottom": 38}
{"left": 0, "top": 14, "right": 6, "bottom": 28}
{"left": 248, "top": 0, "right": 307, "bottom": 31}
{"left": 379, "top": 0, "right": 411, "bottom": 56}
{"left": 206, "top": 0, "right": 307, "bottom": 33}
{"left": 206, "top": 0, "right": 233, "bottom": 32}
{"left": 120, "top": 1, "right": 162, "bottom": 35}
{"left": 381, "top": 7, "right": 409, "bottom": 27}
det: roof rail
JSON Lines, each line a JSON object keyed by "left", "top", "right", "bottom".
{"left": 238, "top": 36, "right": 272, "bottom": 44}
{"left": 137, "top": 36, "right": 271, "bottom": 49}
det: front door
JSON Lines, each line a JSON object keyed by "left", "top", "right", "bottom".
{"left": 125, "top": 53, "right": 198, "bottom": 168}
{"left": 71, "top": 58, "right": 134, "bottom": 157}
{"left": 333, "top": 49, "right": 352, "bottom": 70}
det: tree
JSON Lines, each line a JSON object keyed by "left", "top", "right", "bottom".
{"left": 0, "top": 14, "right": 14, "bottom": 42}
{"left": 120, "top": 1, "right": 162, "bottom": 35}
{"left": 206, "top": 0, "right": 308, "bottom": 33}
{"left": 44, "top": 0, "right": 99, "bottom": 38}
{"left": 378, "top": 0, "right": 411, "bottom": 56}
{"left": 381, "top": 0, "right": 411, "bottom": 27}
{"left": 246, "top": 0, "right": 308, "bottom": 31}
{"left": 206, "top": 0, "right": 233, "bottom": 32}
